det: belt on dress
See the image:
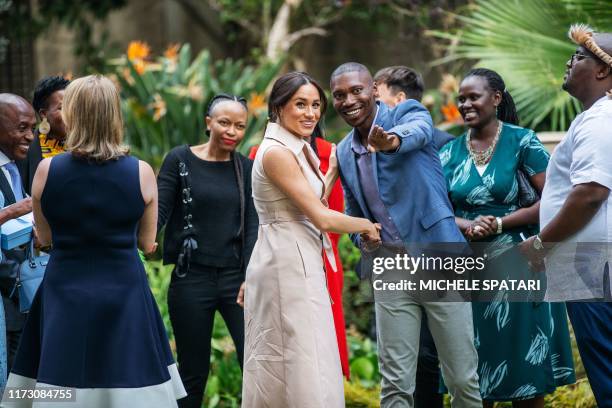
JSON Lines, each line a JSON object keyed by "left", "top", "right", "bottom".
{"left": 258, "top": 211, "right": 338, "bottom": 273}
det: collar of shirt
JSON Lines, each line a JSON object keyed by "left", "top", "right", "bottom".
{"left": 0, "top": 149, "right": 12, "bottom": 167}
{"left": 570, "top": 95, "right": 611, "bottom": 130}
{"left": 264, "top": 122, "right": 322, "bottom": 170}
{"left": 591, "top": 95, "right": 610, "bottom": 110}
{"left": 351, "top": 104, "right": 380, "bottom": 156}
{"left": 264, "top": 122, "right": 308, "bottom": 156}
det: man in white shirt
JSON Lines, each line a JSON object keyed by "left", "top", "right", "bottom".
{"left": 0, "top": 93, "right": 35, "bottom": 374}
{"left": 519, "top": 26, "right": 612, "bottom": 407}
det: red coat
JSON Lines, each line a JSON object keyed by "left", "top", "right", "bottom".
{"left": 248, "top": 140, "right": 350, "bottom": 379}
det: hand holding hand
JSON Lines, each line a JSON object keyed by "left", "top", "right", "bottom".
{"left": 361, "top": 222, "right": 382, "bottom": 251}
{"left": 467, "top": 215, "right": 496, "bottom": 240}
{"left": 367, "top": 125, "right": 400, "bottom": 153}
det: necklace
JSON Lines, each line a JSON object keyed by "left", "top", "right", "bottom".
{"left": 466, "top": 120, "right": 502, "bottom": 166}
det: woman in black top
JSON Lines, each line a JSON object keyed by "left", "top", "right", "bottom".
{"left": 157, "top": 94, "right": 258, "bottom": 408}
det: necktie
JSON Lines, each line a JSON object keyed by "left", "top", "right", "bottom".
{"left": 4, "top": 162, "right": 24, "bottom": 201}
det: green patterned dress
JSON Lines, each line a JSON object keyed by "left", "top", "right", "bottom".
{"left": 439, "top": 122, "right": 576, "bottom": 401}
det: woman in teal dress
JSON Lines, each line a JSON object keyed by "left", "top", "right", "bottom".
{"left": 440, "top": 68, "right": 575, "bottom": 407}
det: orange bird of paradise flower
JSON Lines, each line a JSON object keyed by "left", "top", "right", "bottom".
{"left": 127, "top": 41, "right": 151, "bottom": 75}
{"left": 441, "top": 102, "right": 462, "bottom": 124}
{"left": 164, "top": 44, "right": 180, "bottom": 61}
{"left": 248, "top": 92, "right": 266, "bottom": 114}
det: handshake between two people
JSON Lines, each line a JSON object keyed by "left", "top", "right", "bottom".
{"left": 361, "top": 223, "right": 383, "bottom": 252}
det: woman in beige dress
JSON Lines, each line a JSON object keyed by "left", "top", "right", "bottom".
{"left": 239, "top": 72, "right": 380, "bottom": 407}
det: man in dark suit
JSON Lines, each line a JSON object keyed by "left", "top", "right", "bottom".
{"left": 374, "top": 66, "right": 454, "bottom": 150}
{"left": 0, "top": 93, "right": 36, "bottom": 371}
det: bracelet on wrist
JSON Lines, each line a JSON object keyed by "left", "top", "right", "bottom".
{"left": 495, "top": 217, "right": 503, "bottom": 234}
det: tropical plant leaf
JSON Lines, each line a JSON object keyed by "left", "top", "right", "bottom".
{"left": 429, "top": 0, "right": 612, "bottom": 131}
{"left": 107, "top": 44, "right": 283, "bottom": 168}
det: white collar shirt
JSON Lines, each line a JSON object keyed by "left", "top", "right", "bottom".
{"left": 0, "top": 149, "right": 20, "bottom": 204}
{"left": 540, "top": 96, "right": 612, "bottom": 300}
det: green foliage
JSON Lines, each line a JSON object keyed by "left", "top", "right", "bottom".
{"left": 0, "top": 0, "right": 10, "bottom": 63}
{"left": 143, "top": 258, "right": 242, "bottom": 407}
{"left": 344, "top": 380, "right": 380, "bottom": 408}
{"left": 205, "top": 317, "right": 243, "bottom": 408}
{"left": 37, "top": 0, "right": 126, "bottom": 22}
{"left": 340, "top": 234, "right": 375, "bottom": 334}
{"left": 544, "top": 379, "right": 596, "bottom": 407}
{"left": 348, "top": 332, "right": 379, "bottom": 387}
{"left": 142, "top": 259, "right": 174, "bottom": 341}
{"left": 107, "top": 44, "right": 282, "bottom": 170}
{"left": 430, "top": 0, "right": 612, "bottom": 131}
{"left": 211, "top": 0, "right": 395, "bottom": 49}
{"left": 2, "top": 0, "right": 126, "bottom": 70}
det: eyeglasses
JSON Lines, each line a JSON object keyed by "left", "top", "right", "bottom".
{"left": 569, "top": 52, "right": 595, "bottom": 67}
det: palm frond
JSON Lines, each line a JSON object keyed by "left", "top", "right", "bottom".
{"left": 430, "top": 0, "right": 612, "bottom": 131}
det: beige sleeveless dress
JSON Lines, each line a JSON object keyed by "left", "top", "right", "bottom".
{"left": 242, "top": 123, "right": 344, "bottom": 407}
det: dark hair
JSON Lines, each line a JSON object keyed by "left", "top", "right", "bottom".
{"left": 205, "top": 93, "right": 248, "bottom": 135}
{"left": 206, "top": 93, "right": 247, "bottom": 116}
{"left": 268, "top": 71, "right": 328, "bottom": 139}
{"left": 374, "top": 66, "right": 425, "bottom": 102}
{"left": 32, "top": 76, "right": 70, "bottom": 113}
{"left": 463, "top": 68, "right": 519, "bottom": 125}
{"left": 330, "top": 62, "right": 370, "bottom": 82}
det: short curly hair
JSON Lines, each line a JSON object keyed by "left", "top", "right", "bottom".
{"left": 32, "top": 76, "right": 70, "bottom": 113}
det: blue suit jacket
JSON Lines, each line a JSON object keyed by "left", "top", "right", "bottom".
{"left": 337, "top": 101, "right": 465, "bottom": 251}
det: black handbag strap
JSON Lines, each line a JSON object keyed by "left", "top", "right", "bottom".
{"left": 174, "top": 146, "right": 247, "bottom": 277}
{"left": 175, "top": 145, "right": 197, "bottom": 278}
{"left": 231, "top": 152, "right": 246, "bottom": 272}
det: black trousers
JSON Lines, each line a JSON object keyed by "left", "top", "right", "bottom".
{"left": 168, "top": 264, "right": 245, "bottom": 408}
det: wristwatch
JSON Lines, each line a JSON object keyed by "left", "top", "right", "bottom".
{"left": 532, "top": 234, "right": 544, "bottom": 251}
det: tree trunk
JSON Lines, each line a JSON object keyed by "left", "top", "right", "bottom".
{"left": 266, "top": 0, "right": 302, "bottom": 60}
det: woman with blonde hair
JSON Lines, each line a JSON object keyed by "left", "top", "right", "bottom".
{"left": 1, "top": 75, "right": 186, "bottom": 407}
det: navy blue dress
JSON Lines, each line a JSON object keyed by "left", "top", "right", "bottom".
{"left": 2, "top": 153, "right": 185, "bottom": 407}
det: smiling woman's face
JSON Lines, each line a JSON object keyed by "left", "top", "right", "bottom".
{"left": 457, "top": 75, "right": 500, "bottom": 129}
{"left": 278, "top": 83, "right": 322, "bottom": 139}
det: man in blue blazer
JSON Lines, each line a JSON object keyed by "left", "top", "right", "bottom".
{"left": 373, "top": 64, "right": 454, "bottom": 408}
{"left": 330, "top": 63, "right": 481, "bottom": 407}
{"left": 374, "top": 65, "right": 454, "bottom": 151}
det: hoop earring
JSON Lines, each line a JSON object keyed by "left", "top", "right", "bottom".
{"left": 38, "top": 117, "right": 50, "bottom": 137}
